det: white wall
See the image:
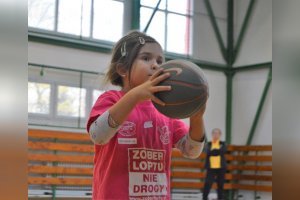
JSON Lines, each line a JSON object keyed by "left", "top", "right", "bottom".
{"left": 28, "top": 42, "right": 111, "bottom": 73}
{"left": 232, "top": 69, "right": 272, "bottom": 145}
{"left": 234, "top": 0, "right": 272, "bottom": 66}
{"left": 202, "top": 70, "right": 227, "bottom": 141}
{"left": 231, "top": 0, "right": 272, "bottom": 145}
{"left": 192, "top": 0, "right": 227, "bottom": 64}
{"left": 232, "top": 0, "right": 272, "bottom": 199}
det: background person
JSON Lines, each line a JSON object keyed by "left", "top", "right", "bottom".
{"left": 203, "top": 128, "right": 227, "bottom": 200}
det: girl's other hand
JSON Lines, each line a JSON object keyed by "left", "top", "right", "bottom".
{"left": 190, "top": 102, "right": 207, "bottom": 120}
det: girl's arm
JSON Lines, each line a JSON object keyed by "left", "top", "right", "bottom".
{"left": 175, "top": 104, "right": 206, "bottom": 159}
{"left": 189, "top": 105, "right": 206, "bottom": 142}
{"left": 89, "top": 69, "right": 171, "bottom": 144}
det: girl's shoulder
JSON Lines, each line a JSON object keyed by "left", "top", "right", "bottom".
{"left": 95, "top": 90, "right": 124, "bottom": 104}
{"left": 101, "top": 90, "right": 123, "bottom": 96}
{"left": 99, "top": 90, "right": 124, "bottom": 98}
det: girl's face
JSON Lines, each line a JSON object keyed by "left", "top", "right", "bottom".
{"left": 125, "top": 43, "right": 164, "bottom": 89}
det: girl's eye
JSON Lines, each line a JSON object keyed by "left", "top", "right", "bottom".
{"left": 157, "top": 60, "right": 163, "bottom": 65}
{"left": 143, "top": 56, "right": 150, "bottom": 62}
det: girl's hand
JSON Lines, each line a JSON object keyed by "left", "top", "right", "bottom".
{"left": 130, "top": 68, "right": 171, "bottom": 105}
{"left": 190, "top": 102, "right": 207, "bottom": 120}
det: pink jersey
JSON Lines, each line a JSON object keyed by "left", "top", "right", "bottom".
{"left": 87, "top": 90, "right": 188, "bottom": 200}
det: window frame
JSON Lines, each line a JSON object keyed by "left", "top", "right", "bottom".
{"left": 55, "top": 83, "right": 87, "bottom": 119}
{"left": 28, "top": 64, "right": 106, "bottom": 129}
{"left": 140, "top": 0, "right": 194, "bottom": 55}
{"left": 28, "top": 79, "right": 54, "bottom": 118}
{"left": 28, "top": 0, "right": 194, "bottom": 56}
{"left": 28, "top": 0, "right": 125, "bottom": 46}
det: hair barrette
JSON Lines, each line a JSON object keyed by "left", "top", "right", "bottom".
{"left": 121, "top": 41, "right": 127, "bottom": 57}
{"left": 139, "top": 37, "right": 145, "bottom": 45}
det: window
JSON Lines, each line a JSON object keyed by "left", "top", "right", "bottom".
{"left": 28, "top": 82, "right": 51, "bottom": 114}
{"left": 140, "top": 7, "right": 166, "bottom": 49}
{"left": 93, "top": 0, "right": 124, "bottom": 42}
{"left": 57, "top": 0, "right": 91, "bottom": 36}
{"left": 92, "top": 89, "right": 105, "bottom": 105}
{"left": 140, "top": 0, "right": 193, "bottom": 55}
{"left": 28, "top": 0, "right": 192, "bottom": 55}
{"left": 57, "top": 85, "right": 86, "bottom": 118}
{"left": 28, "top": 64, "right": 107, "bottom": 129}
{"left": 28, "top": 0, "right": 56, "bottom": 30}
{"left": 28, "top": 0, "right": 124, "bottom": 42}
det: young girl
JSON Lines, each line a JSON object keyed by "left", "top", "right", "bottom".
{"left": 87, "top": 31, "right": 206, "bottom": 200}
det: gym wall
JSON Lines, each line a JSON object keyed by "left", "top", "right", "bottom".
{"left": 232, "top": 0, "right": 272, "bottom": 200}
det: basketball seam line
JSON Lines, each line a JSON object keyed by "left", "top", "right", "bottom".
{"left": 163, "top": 80, "right": 207, "bottom": 89}
{"left": 163, "top": 95, "right": 207, "bottom": 106}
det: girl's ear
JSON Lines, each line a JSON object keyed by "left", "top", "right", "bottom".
{"left": 116, "top": 64, "right": 128, "bottom": 77}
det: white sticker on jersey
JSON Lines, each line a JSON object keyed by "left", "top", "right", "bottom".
{"left": 118, "top": 138, "right": 137, "bottom": 144}
{"left": 144, "top": 121, "right": 153, "bottom": 128}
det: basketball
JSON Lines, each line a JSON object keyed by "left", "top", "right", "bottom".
{"left": 153, "top": 59, "right": 209, "bottom": 119}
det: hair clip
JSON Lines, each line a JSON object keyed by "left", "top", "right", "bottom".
{"left": 138, "top": 37, "right": 145, "bottom": 45}
{"left": 121, "top": 41, "right": 127, "bottom": 57}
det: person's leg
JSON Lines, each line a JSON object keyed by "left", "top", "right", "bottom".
{"left": 203, "top": 169, "right": 215, "bottom": 200}
{"left": 216, "top": 168, "right": 226, "bottom": 200}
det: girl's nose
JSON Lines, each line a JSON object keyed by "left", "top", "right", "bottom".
{"left": 151, "top": 62, "right": 159, "bottom": 71}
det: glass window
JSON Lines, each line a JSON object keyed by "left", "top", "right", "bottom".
{"left": 28, "top": 82, "right": 51, "bottom": 114}
{"left": 29, "top": 0, "right": 124, "bottom": 42}
{"left": 93, "top": 0, "right": 124, "bottom": 42}
{"left": 57, "top": 86, "right": 86, "bottom": 117}
{"left": 140, "top": 0, "right": 166, "bottom": 9}
{"left": 167, "top": 0, "right": 190, "bottom": 15}
{"left": 28, "top": 66, "right": 103, "bottom": 128}
{"left": 92, "top": 90, "right": 105, "bottom": 106}
{"left": 140, "top": 0, "right": 192, "bottom": 55}
{"left": 167, "top": 13, "right": 191, "bottom": 54}
{"left": 140, "top": 7, "right": 165, "bottom": 49}
{"left": 81, "top": 0, "right": 92, "bottom": 37}
{"left": 28, "top": 0, "right": 56, "bottom": 30}
{"left": 58, "top": 0, "right": 91, "bottom": 36}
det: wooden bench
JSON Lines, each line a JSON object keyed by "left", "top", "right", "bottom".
{"left": 28, "top": 129, "right": 272, "bottom": 198}
{"left": 171, "top": 146, "right": 272, "bottom": 193}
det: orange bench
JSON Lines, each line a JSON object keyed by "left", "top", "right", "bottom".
{"left": 171, "top": 146, "right": 272, "bottom": 192}
{"left": 28, "top": 129, "right": 272, "bottom": 198}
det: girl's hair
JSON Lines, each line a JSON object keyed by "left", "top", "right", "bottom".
{"left": 106, "top": 30, "right": 161, "bottom": 87}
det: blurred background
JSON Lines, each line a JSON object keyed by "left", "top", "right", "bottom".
{"left": 7, "top": 0, "right": 300, "bottom": 200}
{"left": 26, "top": 1, "right": 272, "bottom": 199}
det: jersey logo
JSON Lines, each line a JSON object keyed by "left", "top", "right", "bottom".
{"left": 119, "top": 121, "right": 136, "bottom": 137}
{"left": 158, "top": 126, "right": 170, "bottom": 145}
